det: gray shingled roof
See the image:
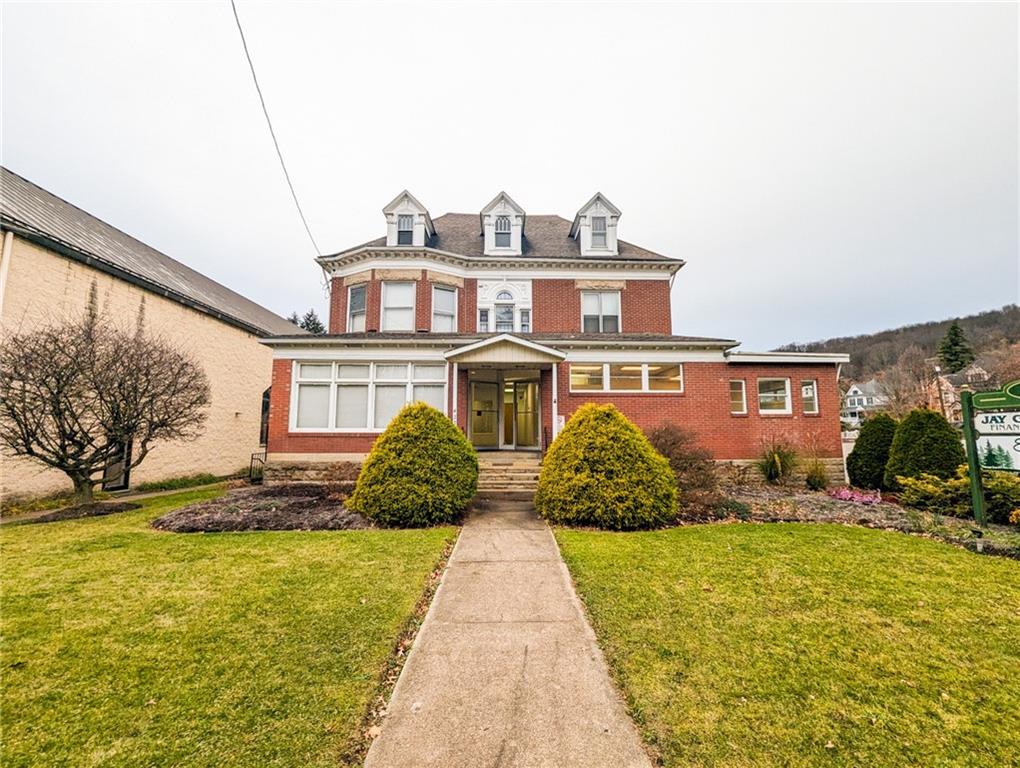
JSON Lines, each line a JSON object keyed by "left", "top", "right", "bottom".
{"left": 0, "top": 167, "right": 300, "bottom": 336}
{"left": 329, "top": 213, "right": 676, "bottom": 263}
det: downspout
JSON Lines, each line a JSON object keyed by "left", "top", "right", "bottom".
{"left": 0, "top": 229, "right": 13, "bottom": 323}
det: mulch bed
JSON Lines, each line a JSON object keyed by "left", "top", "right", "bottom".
{"left": 151, "top": 483, "right": 369, "bottom": 533}
{"left": 29, "top": 502, "right": 142, "bottom": 524}
{"left": 719, "top": 484, "right": 1020, "bottom": 559}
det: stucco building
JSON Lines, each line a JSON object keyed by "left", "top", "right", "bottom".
{"left": 262, "top": 191, "right": 849, "bottom": 482}
{"left": 0, "top": 167, "right": 298, "bottom": 503}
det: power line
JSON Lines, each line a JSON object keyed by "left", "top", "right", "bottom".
{"left": 229, "top": 0, "right": 321, "bottom": 256}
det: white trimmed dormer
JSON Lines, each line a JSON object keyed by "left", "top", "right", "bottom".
{"left": 480, "top": 191, "right": 525, "bottom": 256}
{"left": 569, "top": 192, "right": 621, "bottom": 256}
{"left": 383, "top": 190, "right": 435, "bottom": 247}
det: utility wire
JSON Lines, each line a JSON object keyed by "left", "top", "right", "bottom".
{"left": 229, "top": 0, "right": 321, "bottom": 256}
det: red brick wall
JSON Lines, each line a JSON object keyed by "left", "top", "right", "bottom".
{"left": 328, "top": 271, "right": 477, "bottom": 334}
{"left": 532, "top": 279, "right": 672, "bottom": 334}
{"left": 329, "top": 277, "right": 346, "bottom": 333}
{"left": 554, "top": 361, "right": 842, "bottom": 459}
{"left": 268, "top": 357, "right": 842, "bottom": 460}
{"left": 461, "top": 278, "right": 477, "bottom": 333}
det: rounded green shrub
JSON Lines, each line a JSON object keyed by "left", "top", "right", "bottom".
{"left": 883, "top": 408, "right": 966, "bottom": 490}
{"left": 347, "top": 403, "right": 478, "bottom": 527}
{"left": 535, "top": 404, "right": 677, "bottom": 530}
{"left": 846, "top": 413, "right": 898, "bottom": 489}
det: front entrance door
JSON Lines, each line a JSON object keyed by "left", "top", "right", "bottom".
{"left": 470, "top": 382, "right": 499, "bottom": 448}
{"left": 511, "top": 381, "right": 539, "bottom": 448}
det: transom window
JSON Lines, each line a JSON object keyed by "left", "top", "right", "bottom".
{"left": 757, "top": 378, "right": 792, "bottom": 414}
{"left": 381, "top": 282, "right": 415, "bottom": 331}
{"left": 293, "top": 361, "right": 446, "bottom": 431}
{"left": 347, "top": 284, "right": 366, "bottom": 332}
{"left": 581, "top": 291, "right": 620, "bottom": 333}
{"left": 801, "top": 380, "right": 819, "bottom": 414}
{"left": 494, "top": 216, "right": 511, "bottom": 248}
{"left": 397, "top": 215, "right": 414, "bottom": 245}
{"left": 432, "top": 285, "right": 457, "bottom": 332}
{"left": 568, "top": 363, "right": 683, "bottom": 393}
{"left": 591, "top": 216, "right": 607, "bottom": 248}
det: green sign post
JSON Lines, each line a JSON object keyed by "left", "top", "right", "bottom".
{"left": 962, "top": 379, "right": 1020, "bottom": 528}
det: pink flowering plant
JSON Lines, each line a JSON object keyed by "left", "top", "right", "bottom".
{"left": 828, "top": 487, "right": 882, "bottom": 505}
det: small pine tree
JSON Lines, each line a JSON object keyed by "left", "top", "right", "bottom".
{"left": 883, "top": 408, "right": 966, "bottom": 490}
{"left": 983, "top": 440, "right": 999, "bottom": 468}
{"left": 995, "top": 444, "right": 1014, "bottom": 470}
{"left": 299, "top": 309, "right": 326, "bottom": 335}
{"left": 287, "top": 312, "right": 301, "bottom": 326}
{"left": 937, "top": 320, "right": 975, "bottom": 373}
{"left": 846, "top": 413, "right": 898, "bottom": 489}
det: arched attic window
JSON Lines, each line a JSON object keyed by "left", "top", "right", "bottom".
{"left": 495, "top": 216, "right": 511, "bottom": 248}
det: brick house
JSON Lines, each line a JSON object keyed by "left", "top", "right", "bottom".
{"left": 0, "top": 167, "right": 299, "bottom": 502}
{"left": 262, "top": 191, "right": 848, "bottom": 479}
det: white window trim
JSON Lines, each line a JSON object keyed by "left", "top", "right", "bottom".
{"left": 478, "top": 307, "right": 490, "bottom": 332}
{"left": 396, "top": 214, "right": 414, "bottom": 245}
{"left": 729, "top": 379, "right": 748, "bottom": 415}
{"left": 802, "top": 379, "right": 819, "bottom": 414}
{"left": 580, "top": 290, "right": 622, "bottom": 333}
{"left": 431, "top": 285, "right": 458, "bottom": 332}
{"left": 347, "top": 284, "right": 367, "bottom": 332}
{"left": 567, "top": 363, "right": 683, "bottom": 394}
{"left": 591, "top": 216, "right": 608, "bottom": 249}
{"left": 289, "top": 360, "right": 447, "bottom": 433}
{"left": 757, "top": 377, "right": 792, "bottom": 415}
{"left": 381, "top": 281, "right": 416, "bottom": 331}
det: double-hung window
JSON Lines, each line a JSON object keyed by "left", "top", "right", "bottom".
{"left": 494, "top": 291, "right": 515, "bottom": 332}
{"left": 801, "top": 380, "right": 819, "bottom": 414}
{"left": 478, "top": 308, "right": 490, "bottom": 332}
{"left": 591, "top": 216, "right": 607, "bottom": 248}
{"left": 494, "top": 216, "right": 511, "bottom": 248}
{"left": 347, "top": 284, "right": 366, "bottom": 332}
{"left": 381, "top": 282, "right": 415, "bottom": 331}
{"left": 729, "top": 380, "right": 747, "bottom": 414}
{"left": 757, "top": 378, "right": 792, "bottom": 414}
{"left": 581, "top": 291, "right": 620, "bottom": 333}
{"left": 432, "top": 285, "right": 457, "bottom": 332}
{"left": 397, "top": 215, "right": 414, "bottom": 245}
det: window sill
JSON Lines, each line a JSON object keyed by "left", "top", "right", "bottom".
{"left": 568, "top": 389, "right": 685, "bottom": 396}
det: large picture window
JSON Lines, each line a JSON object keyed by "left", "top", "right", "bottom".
{"left": 292, "top": 361, "right": 446, "bottom": 431}
{"left": 757, "top": 378, "right": 792, "bottom": 414}
{"left": 581, "top": 291, "right": 620, "bottom": 333}
{"left": 381, "top": 282, "right": 415, "bottom": 331}
{"left": 568, "top": 363, "right": 683, "bottom": 393}
{"left": 432, "top": 285, "right": 457, "bottom": 332}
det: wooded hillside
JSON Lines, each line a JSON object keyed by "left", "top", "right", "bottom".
{"left": 777, "top": 305, "right": 1020, "bottom": 381}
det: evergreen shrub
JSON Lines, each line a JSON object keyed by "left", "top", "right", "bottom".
{"left": 883, "top": 409, "right": 966, "bottom": 490}
{"left": 846, "top": 413, "right": 898, "bottom": 490}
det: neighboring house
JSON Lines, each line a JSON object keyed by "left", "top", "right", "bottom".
{"left": 925, "top": 363, "right": 992, "bottom": 425}
{"left": 262, "top": 190, "right": 848, "bottom": 476}
{"left": 840, "top": 378, "right": 889, "bottom": 428}
{"left": 0, "top": 167, "right": 300, "bottom": 502}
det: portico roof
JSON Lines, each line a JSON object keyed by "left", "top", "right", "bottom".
{"left": 443, "top": 334, "right": 566, "bottom": 365}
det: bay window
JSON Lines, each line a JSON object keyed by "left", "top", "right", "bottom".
{"left": 432, "top": 285, "right": 457, "bottom": 332}
{"left": 582, "top": 291, "right": 620, "bottom": 333}
{"left": 292, "top": 361, "right": 447, "bottom": 431}
{"left": 381, "top": 282, "right": 415, "bottom": 331}
{"left": 757, "top": 378, "right": 792, "bottom": 414}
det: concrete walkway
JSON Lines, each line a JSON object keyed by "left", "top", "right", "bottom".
{"left": 364, "top": 498, "right": 652, "bottom": 768}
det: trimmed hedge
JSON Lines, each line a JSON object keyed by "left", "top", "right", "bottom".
{"left": 846, "top": 413, "right": 898, "bottom": 490}
{"left": 347, "top": 403, "right": 478, "bottom": 527}
{"left": 535, "top": 404, "right": 677, "bottom": 530}
{"left": 883, "top": 408, "right": 966, "bottom": 490}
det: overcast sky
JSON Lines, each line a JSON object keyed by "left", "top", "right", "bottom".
{"left": 2, "top": 1, "right": 1016, "bottom": 349}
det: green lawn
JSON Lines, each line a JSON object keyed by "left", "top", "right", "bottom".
{"left": 556, "top": 523, "right": 1020, "bottom": 767}
{"left": 1, "top": 489, "right": 456, "bottom": 767}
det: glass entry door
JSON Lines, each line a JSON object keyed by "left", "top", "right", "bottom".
{"left": 514, "top": 382, "right": 539, "bottom": 448}
{"left": 470, "top": 382, "right": 499, "bottom": 448}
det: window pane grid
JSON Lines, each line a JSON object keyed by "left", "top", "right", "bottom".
{"left": 757, "top": 379, "right": 791, "bottom": 413}
{"left": 568, "top": 363, "right": 683, "bottom": 393}
{"left": 729, "top": 380, "right": 747, "bottom": 414}
{"left": 801, "top": 380, "right": 819, "bottom": 414}
{"left": 581, "top": 291, "right": 620, "bottom": 333}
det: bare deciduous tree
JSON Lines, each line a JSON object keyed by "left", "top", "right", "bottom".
{"left": 0, "top": 296, "right": 210, "bottom": 504}
{"left": 878, "top": 344, "right": 930, "bottom": 417}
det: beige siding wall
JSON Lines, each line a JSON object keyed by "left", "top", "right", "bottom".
{"left": 0, "top": 236, "right": 273, "bottom": 503}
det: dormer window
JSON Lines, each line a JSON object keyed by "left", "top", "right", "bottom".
{"left": 591, "top": 217, "right": 607, "bottom": 248}
{"left": 495, "top": 216, "right": 511, "bottom": 248}
{"left": 397, "top": 215, "right": 414, "bottom": 245}
{"left": 569, "top": 193, "right": 622, "bottom": 256}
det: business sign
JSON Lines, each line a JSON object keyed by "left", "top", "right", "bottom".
{"left": 972, "top": 379, "right": 1020, "bottom": 410}
{"left": 972, "top": 411, "right": 1020, "bottom": 435}
{"left": 976, "top": 435, "right": 1020, "bottom": 471}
